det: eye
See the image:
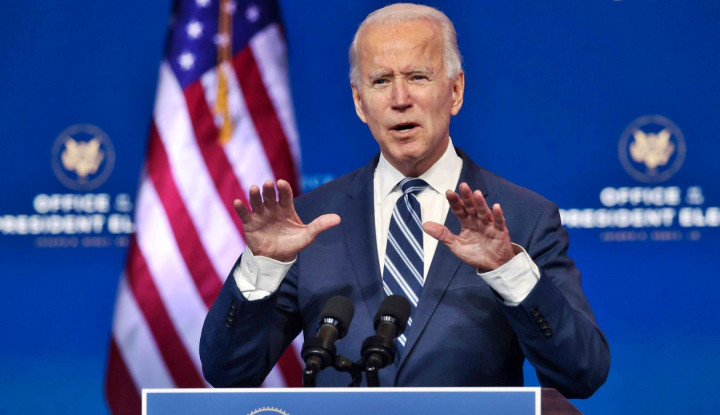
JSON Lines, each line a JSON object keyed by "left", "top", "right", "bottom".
{"left": 410, "top": 74, "right": 429, "bottom": 82}
{"left": 372, "top": 78, "right": 388, "bottom": 86}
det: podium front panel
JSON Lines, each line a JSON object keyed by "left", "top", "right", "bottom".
{"left": 144, "top": 387, "right": 541, "bottom": 415}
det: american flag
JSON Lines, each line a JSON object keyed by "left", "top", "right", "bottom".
{"left": 105, "top": 0, "right": 303, "bottom": 413}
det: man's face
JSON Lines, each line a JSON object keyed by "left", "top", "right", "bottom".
{"left": 352, "top": 19, "right": 464, "bottom": 177}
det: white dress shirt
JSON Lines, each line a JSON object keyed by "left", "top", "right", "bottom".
{"left": 234, "top": 139, "right": 539, "bottom": 305}
{"left": 373, "top": 137, "right": 461, "bottom": 279}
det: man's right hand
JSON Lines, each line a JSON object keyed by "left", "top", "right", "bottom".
{"left": 234, "top": 179, "right": 341, "bottom": 262}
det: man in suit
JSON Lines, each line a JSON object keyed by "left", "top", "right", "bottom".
{"left": 200, "top": 3, "right": 609, "bottom": 398}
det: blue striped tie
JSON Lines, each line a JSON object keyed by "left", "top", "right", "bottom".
{"left": 382, "top": 177, "right": 428, "bottom": 353}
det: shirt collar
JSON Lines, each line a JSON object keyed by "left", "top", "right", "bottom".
{"left": 375, "top": 138, "right": 463, "bottom": 205}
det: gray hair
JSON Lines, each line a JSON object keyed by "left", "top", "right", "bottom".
{"left": 348, "top": 3, "right": 463, "bottom": 86}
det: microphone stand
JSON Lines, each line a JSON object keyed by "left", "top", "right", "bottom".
{"left": 302, "top": 354, "right": 363, "bottom": 387}
{"left": 302, "top": 366, "right": 318, "bottom": 388}
{"left": 364, "top": 365, "right": 380, "bottom": 387}
{"left": 301, "top": 336, "right": 335, "bottom": 388}
{"left": 334, "top": 355, "right": 363, "bottom": 387}
{"left": 359, "top": 334, "right": 396, "bottom": 387}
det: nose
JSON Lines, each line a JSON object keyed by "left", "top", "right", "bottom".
{"left": 390, "top": 80, "right": 412, "bottom": 111}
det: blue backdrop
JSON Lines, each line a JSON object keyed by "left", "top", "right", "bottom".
{"left": 1, "top": 1, "right": 718, "bottom": 414}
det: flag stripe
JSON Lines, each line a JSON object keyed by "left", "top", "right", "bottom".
{"left": 147, "top": 125, "right": 222, "bottom": 308}
{"left": 112, "top": 276, "right": 174, "bottom": 389}
{"left": 249, "top": 24, "right": 301, "bottom": 165}
{"left": 134, "top": 176, "right": 208, "bottom": 376}
{"left": 105, "top": 339, "right": 141, "bottom": 415}
{"left": 261, "top": 364, "right": 287, "bottom": 387}
{"left": 154, "top": 63, "right": 245, "bottom": 277}
{"left": 126, "top": 238, "right": 206, "bottom": 387}
{"left": 275, "top": 347, "right": 303, "bottom": 387}
{"left": 183, "top": 79, "right": 249, "bottom": 237}
{"left": 201, "top": 62, "right": 277, "bottom": 193}
{"left": 233, "top": 47, "right": 299, "bottom": 194}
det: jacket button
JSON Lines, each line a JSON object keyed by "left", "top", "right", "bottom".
{"left": 530, "top": 307, "right": 539, "bottom": 316}
{"left": 534, "top": 315, "right": 544, "bottom": 323}
{"left": 543, "top": 328, "right": 553, "bottom": 338}
{"left": 230, "top": 301, "right": 238, "bottom": 310}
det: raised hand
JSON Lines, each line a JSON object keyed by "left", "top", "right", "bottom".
{"left": 234, "top": 179, "right": 341, "bottom": 262}
{"left": 423, "top": 182, "right": 515, "bottom": 272}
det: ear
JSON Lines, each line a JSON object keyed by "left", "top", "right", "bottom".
{"left": 351, "top": 83, "right": 368, "bottom": 124}
{"left": 450, "top": 71, "right": 465, "bottom": 116}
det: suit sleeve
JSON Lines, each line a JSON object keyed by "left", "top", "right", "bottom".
{"left": 199, "top": 255, "right": 302, "bottom": 387}
{"left": 500, "top": 202, "right": 610, "bottom": 398}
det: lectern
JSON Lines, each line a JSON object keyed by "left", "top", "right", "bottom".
{"left": 143, "top": 387, "right": 581, "bottom": 415}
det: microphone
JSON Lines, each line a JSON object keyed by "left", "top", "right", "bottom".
{"left": 301, "top": 295, "right": 355, "bottom": 386}
{"left": 361, "top": 295, "right": 411, "bottom": 377}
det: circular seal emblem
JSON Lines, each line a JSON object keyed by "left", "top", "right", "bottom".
{"left": 247, "top": 407, "right": 290, "bottom": 415}
{"left": 618, "top": 115, "right": 686, "bottom": 183}
{"left": 51, "top": 124, "right": 115, "bottom": 191}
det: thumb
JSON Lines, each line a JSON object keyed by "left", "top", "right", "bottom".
{"left": 307, "top": 213, "right": 341, "bottom": 237}
{"left": 422, "top": 222, "right": 456, "bottom": 245}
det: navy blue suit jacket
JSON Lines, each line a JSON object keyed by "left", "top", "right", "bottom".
{"left": 200, "top": 148, "right": 610, "bottom": 398}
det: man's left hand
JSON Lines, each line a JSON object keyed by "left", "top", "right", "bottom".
{"left": 423, "top": 182, "right": 515, "bottom": 272}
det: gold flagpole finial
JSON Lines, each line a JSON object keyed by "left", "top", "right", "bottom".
{"left": 216, "top": 0, "right": 233, "bottom": 145}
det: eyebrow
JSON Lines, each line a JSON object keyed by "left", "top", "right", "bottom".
{"left": 368, "top": 70, "right": 392, "bottom": 82}
{"left": 404, "top": 67, "right": 433, "bottom": 76}
{"left": 367, "top": 67, "right": 434, "bottom": 82}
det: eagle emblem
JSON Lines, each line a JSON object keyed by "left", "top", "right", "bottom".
{"left": 629, "top": 128, "right": 675, "bottom": 172}
{"left": 61, "top": 137, "right": 105, "bottom": 180}
{"left": 51, "top": 124, "right": 115, "bottom": 191}
{"left": 618, "top": 115, "right": 686, "bottom": 183}
{"left": 247, "top": 407, "right": 290, "bottom": 415}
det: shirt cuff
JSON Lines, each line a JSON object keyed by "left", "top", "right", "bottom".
{"left": 476, "top": 244, "right": 540, "bottom": 306}
{"left": 233, "top": 245, "right": 296, "bottom": 301}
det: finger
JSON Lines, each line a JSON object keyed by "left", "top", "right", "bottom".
{"left": 422, "top": 222, "right": 457, "bottom": 245}
{"left": 448, "top": 188, "right": 485, "bottom": 231}
{"left": 261, "top": 180, "right": 277, "bottom": 207}
{"left": 233, "top": 199, "right": 252, "bottom": 223}
{"left": 446, "top": 190, "right": 469, "bottom": 220}
{"left": 306, "top": 213, "right": 341, "bottom": 237}
{"left": 472, "top": 190, "right": 493, "bottom": 223}
{"left": 491, "top": 203, "right": 507, "bottom": 231}
{"left": 276, "top": 179, "right": 295, "bottom": 209}
{"left": 458, "top": 183, "right": 478, "bottom": 217}
{"left": 248, "top": 185, "right": 263, "bottom": 212}
{"left": 448, "top": 189, "right": 481, "bottom": 230}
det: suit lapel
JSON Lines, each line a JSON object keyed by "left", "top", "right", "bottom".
{"left": 396, "top": 204, "right": 463, "bottom": 370}
{"left": 397, "top": 149, "right": 489, "bottom": 372}
{"left": 339, "top": 156, "right": 385, "bottom": 324}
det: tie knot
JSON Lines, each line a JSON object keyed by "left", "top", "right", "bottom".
{"left": 399, "top": 178, "right": 428, "bottom": 196}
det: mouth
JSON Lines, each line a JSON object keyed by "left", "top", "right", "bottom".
{"left": 390, "top": 122, "right": 419, "bottom": 133}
